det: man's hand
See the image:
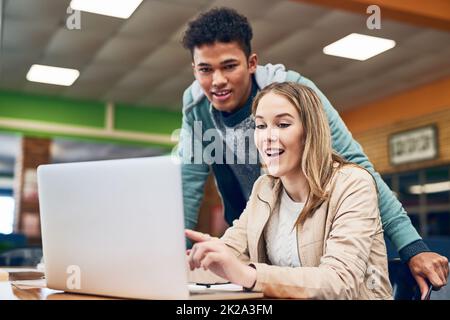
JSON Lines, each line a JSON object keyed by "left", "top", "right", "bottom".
{"left": 408, "top": 252, "right": 449, "bottom": 299}
{"left": 185, "top": 229, "right": 256, "bottom": 288}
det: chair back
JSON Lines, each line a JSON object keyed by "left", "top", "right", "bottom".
{"left": 388, "top": 258, "right": 422, "bottom": 300}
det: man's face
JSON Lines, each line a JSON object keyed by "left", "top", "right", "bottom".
{"left": 192, "top": 41, "right": 257, "bottom": 113}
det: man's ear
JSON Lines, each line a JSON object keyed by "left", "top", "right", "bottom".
{"left": 248, "top": 53, "right": 258, "bottom": 74}
{"left": 191, "top": 62, "right": 197, "bottom": 78}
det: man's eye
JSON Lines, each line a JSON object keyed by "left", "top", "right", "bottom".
{"left": 278, "top": 123, "right": 291, "bottom": 128}
{"left": 199, "top": 68, "right": 212, "bottom": 73}
{"left": 224, "top": 64, "right": 237, "bottom": 70}
{"left": 256, "top": 124, "right": 266, "bottom": 129}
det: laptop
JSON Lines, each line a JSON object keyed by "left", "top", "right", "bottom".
{"left": 37, "top": 156, "right": 262, "bottom": 300}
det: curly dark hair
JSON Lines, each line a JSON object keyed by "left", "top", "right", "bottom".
{"left": 182, "top": 7, "right": 253, "bottom": 58}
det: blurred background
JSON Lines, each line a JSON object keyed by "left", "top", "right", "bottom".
{"left": 0, "top": 0, "right": 449, "bottom": 265}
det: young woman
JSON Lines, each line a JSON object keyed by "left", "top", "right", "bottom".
{"left": 186, "top": 82, "right": 393, "bottom": 299}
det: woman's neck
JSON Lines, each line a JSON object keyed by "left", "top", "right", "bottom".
{"left": 280, "top": 169, "right": 309, "bottom": 203}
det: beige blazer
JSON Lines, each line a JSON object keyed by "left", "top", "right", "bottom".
{"left": 190, "top": 164, "right": 393, "bottom": 299}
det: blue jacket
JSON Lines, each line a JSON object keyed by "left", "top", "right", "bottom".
{"left": 178, "top": 63, "right": 428, "bottom": 260}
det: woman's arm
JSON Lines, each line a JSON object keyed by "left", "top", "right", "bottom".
{"left": 186, "top": 233, "right": 256, "bottom": 288}
{"left": 185, "top": 202, "right": 253, "bottom": 284}
{"left": 186, "top": 180, "right": 262, "bottom": 285}
{"left": 251, "top": 168, "right": 382, "bottom": 299}
{"left": 220, "top": 200, "right": 251, "bottom": 263}
{"left": 201, "top": 176, "right": 269, "bottom": 262}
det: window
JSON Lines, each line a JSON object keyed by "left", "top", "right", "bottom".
{"left": 427, "top": 212, "right": 450, "bottom": 236}
{"left": 382, "top": 164, "right": 450, "bottom": 237}
{"left": 426, "top": 166, "right": 450, "bottom": 206}
{"left": 409, "top": 214, "right": 421, "bottom": 234}
{"left": 0, "top": 196, "right": 15, "bottom": 234}
{"left": 398, "top": 171, "right": 421, "bottom": 208}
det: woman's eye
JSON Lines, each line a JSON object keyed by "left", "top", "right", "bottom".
{"left": 278, "top": 123, "right": 291, "bottom": 128}
{"left": 255, "top": 124, "right": 266, "bottom": 129}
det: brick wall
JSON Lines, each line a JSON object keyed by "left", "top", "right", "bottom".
{"left": 14, "top": 137, "right": 51, "bottom": 244}
{"left": 353, "top": 107, "right": 450, "bottom": 174}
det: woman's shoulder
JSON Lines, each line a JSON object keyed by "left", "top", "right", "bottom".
{"left": 331, "top": 163, "right": 376, "bottom": 190}
{"left": 328, "top": 164, "right": 380, "bottom": 219}
{"left": 254, "top": 173, "right": 277, "bottom": 187}
{"left": 250, "top": 174, "right": 281, "bottom": 198}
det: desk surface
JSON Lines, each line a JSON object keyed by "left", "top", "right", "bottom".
{"left": 1, "top": 268, "right": 263, "bottom": 300}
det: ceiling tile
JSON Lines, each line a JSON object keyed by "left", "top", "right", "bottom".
{"left": 312, "top": 10, "right": 366, "bottom": 32}
{"left": 3, "top": 16, "right": 56, "bottom": 51}
{"left": 382, "top": 51, "right": 450, "bottom": 82}
{"left": 37, "top": 53, "right": 92, "bottom": 70}
{"left": 251, "top": 19, "right": 300, "bottom": 53}
{"left": 5, "top": 0, "right": 71, "bottom": 21}
{"left": 163, "top": 0, "right": 212, "bottom": 6}
{"left": 75, "top": 11, "right": 125, "bottom": 36}
{"left": 0, "top": 50, "right": 41, "bottom": 71}
{"left": 22, "top": 81, "right": 67, "bottom": 96}
{"left": 81, "top": 65, "right": 130, "bottom": 83}
{"left": 363, "top": 18, "right": 424, "bottom": 43}
{"left": 337, "top": 46, "right": 419, "bottom": 80}
{"left": 402, "top": 29, "right": 450, "bottom": 54}
{"left": 119, "top": 0, "right": 199, "bottom": 38}
{"left": 140, "top": 41, "right": 191, "bottom": 74}
{"left": 93, "top": 37, "right": 158, "bottom": 67}
{"left": 262, "top": 1, "right": 328, "bottom": 30}
{"left": 139, "top": 67, "right": 193, "bottom": 109}
{"left": 45, "top": 28, "right": 107, "bottom": 57}
{"left": 111, "top": 67, "right": 163, "bottom": 91}
{"left": 207, "top": 0, "right": 282, "bottom": 20}
{"left": 314, "top": 70, "right": 361, "bottom": 93}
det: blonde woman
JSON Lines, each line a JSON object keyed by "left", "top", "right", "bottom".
{"left": 186, "top": 82, "right": 393, "bottom": 299}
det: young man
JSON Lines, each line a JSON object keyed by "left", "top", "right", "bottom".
{"left": 178, "top": 7, "right": 448, "bottom": 298}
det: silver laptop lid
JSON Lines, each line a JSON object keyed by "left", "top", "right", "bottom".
{"left": 37, "top": 156, "right": 188, "bottom": 299}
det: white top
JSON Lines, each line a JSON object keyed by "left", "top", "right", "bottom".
{"left": 264, "top": 188, "right": 305, "bottom": 267}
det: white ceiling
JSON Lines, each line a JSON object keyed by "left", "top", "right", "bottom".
{"left": 1, "top": 0, "right": 450, "bottom": 112}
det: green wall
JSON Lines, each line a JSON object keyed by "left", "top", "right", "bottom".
{"left": 0, "top": 91, "right": 105, "bottom": 127}
{"left": 0, "top": 90, "right": 182, "bottom": 148}
{"left": 115, "top": 103, "right": 182, "bottom": 135}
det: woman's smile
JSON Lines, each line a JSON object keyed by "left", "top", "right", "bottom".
{"left": 254, "top": 92, "right": 303, "bottom": 178}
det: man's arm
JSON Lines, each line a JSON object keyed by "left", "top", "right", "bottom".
{"left": 178, "top": 91, "right": 210, "bottom": 234}
{"left": 292, "top": 73, "right": 425, "bottom": 259}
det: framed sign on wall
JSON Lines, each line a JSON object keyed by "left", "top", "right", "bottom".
{"left": 389, "top": 125, "right": 438, "bottom": 166}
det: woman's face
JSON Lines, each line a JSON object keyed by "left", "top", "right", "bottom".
{"left": 254, "top": 92, "right": 304, "bottom": 178}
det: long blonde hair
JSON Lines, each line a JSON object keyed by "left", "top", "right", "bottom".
{"left": 252, "top": 82, "right": 347, "bottom": 224}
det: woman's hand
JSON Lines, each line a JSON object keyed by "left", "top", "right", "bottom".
{"left": 185, "top": 229, "right": 256, "bottom": 288}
